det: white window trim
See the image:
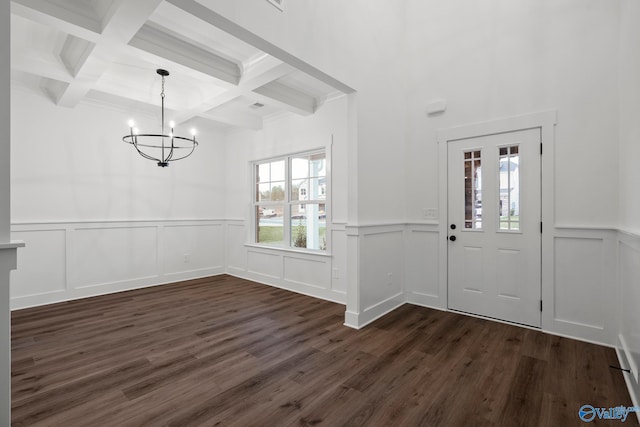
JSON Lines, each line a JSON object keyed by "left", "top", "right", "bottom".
{"left": 251, "top": 147, "right": 331, "bottom": 254}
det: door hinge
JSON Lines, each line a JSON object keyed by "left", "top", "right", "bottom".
{"left": 540, "top": 222, "right": 543, "bottom": 233}
{"left": 540, "top": 142, "right": 543, "bottom": 155}
{"left": 540, "top": 300, "right": 543, "bottom": 312}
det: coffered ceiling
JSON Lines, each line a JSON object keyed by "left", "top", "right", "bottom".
{"left": 10, "top": 0, "right": 346, "bottom": 131}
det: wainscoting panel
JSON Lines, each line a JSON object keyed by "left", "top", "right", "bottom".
{"left": 71, "top": 225, "right": 158, "bottom": 289}
{"left": 247, "top": 249, "right": 282, "bottom": 280}
{"left": 330, "top": 225, "right": 347, "bottom": 294}
{"left": 10, "top": 220, "right": 226, "bottom": 309}
{"left": 283, "top": 255, "right": 330, "bottom": 290}
{"left": 360, "top": 228, "right": 404, "bottom": 311}
{"left": 226, "top": 220, "right": 345, "bottom": 304}
{"left": 405, "top": 224, "right": 442, "bottom": 308}
{"left": 345, "top": 224, "right": 406, "bottom": 329}
{"left": 11, "top": 229, "right": 66, "bottom": 299}
{"left": 226, "top": 221, "right": 247, "bottom": 273}
{"left": 550, "top": 229, "right": 617, "bottom": 345}
{"left": 619, "top": 231, "right": 640, "bottom": 385}
{"left": 163, "top": 223, "right": 224, "bottom": 276}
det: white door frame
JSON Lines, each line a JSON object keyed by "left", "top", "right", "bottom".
{"left": 437, "top": 111, "right": 557, "bottom": 329}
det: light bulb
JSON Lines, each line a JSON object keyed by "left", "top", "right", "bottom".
{"left": 133, "top": 127, "right": 139, "bottom": 135}
{"left": 127, "top": 119, "right": 135, "bottom": 128}
{"left": 190, "top": 128, "right": 197, "bottom": 136}
{"left": 169, "top": 120, "right": 175, "bottom": 129}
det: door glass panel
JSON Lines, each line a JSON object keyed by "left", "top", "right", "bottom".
{"left": 464, "top": 150, "right": 482, "bottom": 229}
{"left": 499, "top": 145, "right": 520, "bottom": 230}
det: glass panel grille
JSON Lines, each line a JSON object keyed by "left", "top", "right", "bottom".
{"left": 464, "top": 150, "right": 482, "bottom": 229}
{"left": 499, "top": 145, "right": 520, "bottom": 231}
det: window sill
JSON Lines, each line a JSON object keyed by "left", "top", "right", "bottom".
{"left": 244, "top": 243, "right": 331, "bottom": 258}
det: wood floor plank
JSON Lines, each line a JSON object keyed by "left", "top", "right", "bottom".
{"left": 11, "top": 274, "right": 638, "bottom": 426}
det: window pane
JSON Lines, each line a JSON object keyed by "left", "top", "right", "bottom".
{"left": 271, "top": 160, "right": 285, "bottom": 181}
{"left": 256, "top": 205, "right": 284, "bottom": 245}
{"left": 309, "top": 177, "right": 326, "bottom": 200}
{"left": 499, "top": 145, "right": 520, "bottom": 231}
{"left": 291, "top": 179, "right": 307, "bottom": 202}
{"left": 270, "top": 182, "right": 285, "bottom": 201}
{"left": 291, "top": 157, "right": 309, "bottom": 180}
{"left": 291, "top": 203, "right": 326, "bottom": 250}
{"left": 258, "top": 183, "right": 270, "bottom": 202}
{"left": 310, "top": 153, "right": 326, "bottom": 177}
{"left": 464, "top": 151, "right": 482, "bottom": 229}
{"left": 257, "top": 163, "right": 270, "bottom": 183}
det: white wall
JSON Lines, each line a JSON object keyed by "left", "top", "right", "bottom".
{"left": 619, "top": 0, "right": 640, "bottom": 236}
{"left": 11, "top": 86, "right": 226, "bottom": 222}
{"left": 10, "top": 84, "right": 228, "bottom": 308}
{"left": 0, "top": 0, "right": 9, "bottom": 244}
{"left": 404, "top": 0, "right": 619, "bottom": 226}
{"left": 224, "top": 96, "right": 348, "bottom": 303}
{"left": 618, "top": 0, "right": 640, "bottom": 407}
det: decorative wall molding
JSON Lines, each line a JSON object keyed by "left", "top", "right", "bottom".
{"left": 548, "top": 228, "right": 618, "bottom": 344}
{"left": 10, "top": 219, "right": 225, "bottom": 309}
{"left": 344, "top": 223, "right": 407, "bottom": 329}
{"left": 404, "top": 224, "right": 442, "bottom": 309}
{"left": 224, "top": 219, "right": 346, "bottom": 304}
{"left": 10, "top": 218, "right": 637, "bottom": 367}
{"left": 346, "top": 220, "right": 626, "bottom": 351}
{"left": 617, "top": 229, "right": 640, "bottom": 403}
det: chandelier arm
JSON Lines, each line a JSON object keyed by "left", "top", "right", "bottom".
{"left": 165, "top": 136, "right": 176, "bottom": 162}
{"left": 122, "top": 134, "right": 194, "bottom": 149}
{"left": 164, "top": 138, "right": 198, "bottom": 162}
{"left": 121, "top": 136, "right": 162, "bottom": 163}
{"left": 133, "top": 144, "right": 162, "bottom": 163}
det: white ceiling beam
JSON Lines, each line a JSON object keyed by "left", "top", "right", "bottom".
{"left": 11, "top": 0, "right": 102, "bottom": 42}
{"left": 38, "top": 0, "right": 165, "bottom": 108}
{"left": 166, "top": 0, "right": 356, "bottom": 94}
{"left": 128, "top": 22, "right": 240, "bottom": 85}
{"left": 252, "top": 81, "right": 316, "bottom": 116}
{"left": 59, "top": 35, "right": 95, "bottom": 77}
{"left": 11, "top": 52, "right": 72, "bottom": 83}
{"left": 172, "top": 56, "right": 295, "bottom": 124}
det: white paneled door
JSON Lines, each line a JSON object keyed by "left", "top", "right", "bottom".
{"left": 447, "top": 128, "right": 541, "bottom": 327}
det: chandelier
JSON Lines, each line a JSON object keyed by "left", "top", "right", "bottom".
{"left": 123, "top": 69, "right": 198, "bottom": 167}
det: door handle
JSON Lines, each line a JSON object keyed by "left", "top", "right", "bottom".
{"left": 449, "top": 235, "right": 456, "bottom": 242}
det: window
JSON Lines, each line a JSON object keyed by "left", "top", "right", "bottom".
{"left": 499, "top": 145, "right": 520, "bottom": 231}
{"left": 254, "top": 150, "right": 327, "bottom": 251}
{"left": 464, "top": 150, "right": 482, "bottom": 229}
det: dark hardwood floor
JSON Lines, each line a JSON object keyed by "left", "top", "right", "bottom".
{"left": 11, "top": 275, "right": 638, "bottom": 426}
